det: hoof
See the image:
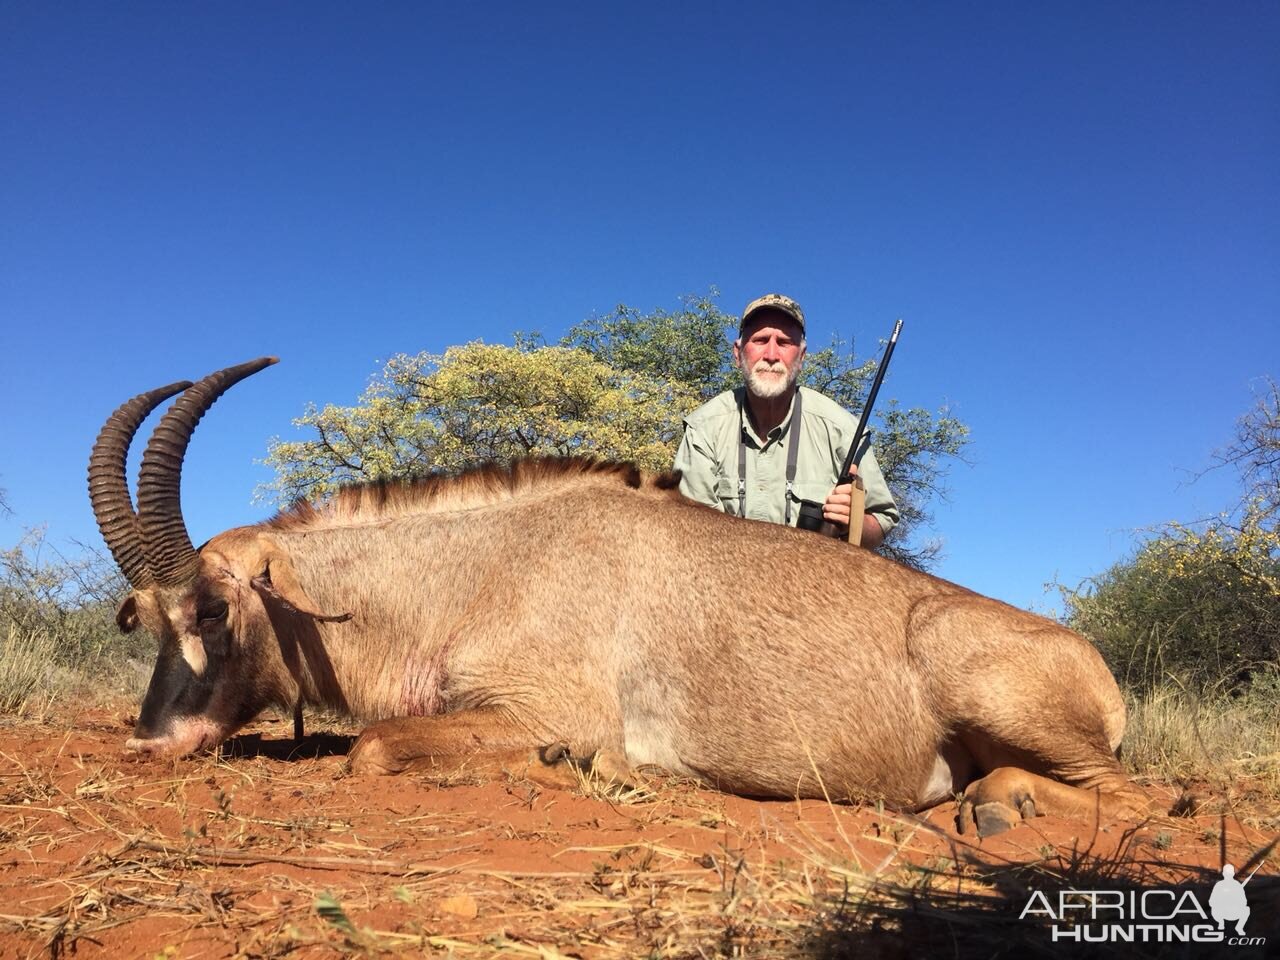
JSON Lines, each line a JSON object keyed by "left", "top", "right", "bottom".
{"left": 961, "top": 795, "right": 1037, "bottom": 835}
{"left": 973, "top": 801, "right": 1020, "bottom": 838}
{"left": 347, "top": 732, "right": 407, "bottom": 776}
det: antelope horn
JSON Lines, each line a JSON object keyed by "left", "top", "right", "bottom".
{"left": 88, "top": 381, "right": 194, "bottom": 589}
{"left": 136, "top": 357, "right": 279, "bottom": 587}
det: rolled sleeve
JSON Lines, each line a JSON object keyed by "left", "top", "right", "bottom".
{"left": 857, "top": 445, "right": 900, "bottom": 534}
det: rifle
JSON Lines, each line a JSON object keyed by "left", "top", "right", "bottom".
{"left": 796, "top": 318, "right": 903, "bottom": 542}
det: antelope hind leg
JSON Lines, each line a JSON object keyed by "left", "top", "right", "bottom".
{"left": 957, "top": 767, "right": 1152, "bottom": 838}
{"left": 348, "top": 708, "right": 585, "bottom": 790}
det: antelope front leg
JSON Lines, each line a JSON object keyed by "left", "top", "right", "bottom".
{"left": 347, "top": 708, "right": 570, "bottom": 788}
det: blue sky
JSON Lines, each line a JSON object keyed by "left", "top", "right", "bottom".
{"left": 2, "top": 2, "right": 1276, "bottom": 613}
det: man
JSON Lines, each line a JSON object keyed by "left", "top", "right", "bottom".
{"left": 673, "top": 293, "right": 898, "bottom": 548}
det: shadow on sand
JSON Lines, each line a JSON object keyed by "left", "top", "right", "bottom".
{"left": 220, "top": 730, "right": 355, "bottom": 761}
{"left": 804, "top": 826, "right": 1277, "bottom": 960}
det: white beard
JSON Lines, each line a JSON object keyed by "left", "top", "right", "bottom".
{"left": 743, "top": 359, "right": 798, "bottom": 399}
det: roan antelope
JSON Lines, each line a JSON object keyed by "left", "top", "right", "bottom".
{"left": 89, "top": 358, "right": 1152, "bottom": 837}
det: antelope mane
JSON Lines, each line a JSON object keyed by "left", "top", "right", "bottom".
{"left": 264, "top": 456, "right": 682, "bottom": 533}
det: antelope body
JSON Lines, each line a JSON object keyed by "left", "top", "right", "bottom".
{"left": 89, "top": 359, "right": 1147, "bottom": 837}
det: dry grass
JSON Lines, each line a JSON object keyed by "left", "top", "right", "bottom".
{"left": 0, "top": 624, "right": 60, "bottom": 716}
{"left": 3, "top": 808, "right": 1275, "bottom": 959}
{"left": 1121, "top": 684, "right": 1280, "bottom": 820}
{"left": 0, "top": 713, "right": 1276, "bottom": 960}
{"left": 0, "top": 622, "right": 151, "bottom": 724}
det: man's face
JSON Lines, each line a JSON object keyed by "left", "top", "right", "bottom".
{"left": 734, "top": 311, "right": 806, "bottom": 400}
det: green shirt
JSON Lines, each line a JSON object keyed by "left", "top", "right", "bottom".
{"left": 673, "top": 386, "right": 899, "bottom": 532}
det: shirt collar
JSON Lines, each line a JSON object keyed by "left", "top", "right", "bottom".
{"left": 738, "top": 387, "right": 801, "bottom": 448}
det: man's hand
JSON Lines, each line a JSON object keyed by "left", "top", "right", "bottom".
{"left": 822, "top": 469, "right": 883, "bottom": 549}
{"left": 822, "top": 479, "right": 856, "bottom": 528}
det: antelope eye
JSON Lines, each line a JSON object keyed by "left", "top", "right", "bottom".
{"left": 197, "top": 599, "right": 229, "bottom": 623}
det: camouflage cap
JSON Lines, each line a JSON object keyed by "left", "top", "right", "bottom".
{"left": 740, "top": 293, "right": 805, "bottom": 335}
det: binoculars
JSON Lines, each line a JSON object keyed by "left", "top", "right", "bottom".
{"left": 796, "top": 499, "right": 845, "bottom": 539}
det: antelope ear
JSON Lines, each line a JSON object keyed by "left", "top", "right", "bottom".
{"left": 116, "top": 594, "right": 139, "bottom": 633}
{"left": 251, "top": 551, "right": 352, "bottom": 624}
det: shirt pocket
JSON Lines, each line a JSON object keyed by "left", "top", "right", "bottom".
{"left": 715, "top": 476, "right": 740, "bottom": 515}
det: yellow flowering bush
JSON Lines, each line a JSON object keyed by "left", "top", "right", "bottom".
{"left": 1063, "top": 504, "right": 1279, "bottom": 693}
{"left": 264, "top": 342, "right": 699, "bottom": 503}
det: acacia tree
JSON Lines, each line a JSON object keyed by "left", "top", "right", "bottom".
{"left": 1215, "top": 376, "right": 1280, "bottom": 526}
{"left": 264, "top": 344, "right": 699, "bottom": 503}
{"left": 557, "top": 291, "right": 739, "bottom": 401}
{"left": 265, "top": 294, "right": 969, "bottom": 569}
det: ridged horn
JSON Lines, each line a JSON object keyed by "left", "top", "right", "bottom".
{"left": 136, "top": 357, "right": 279, "bottom": 587}
{"left": 88, "top": 381, "right": 194, "bottom": 589}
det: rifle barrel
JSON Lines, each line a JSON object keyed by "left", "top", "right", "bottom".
{"left": 839, "top": 318, "right": 902, "bottom": 481}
